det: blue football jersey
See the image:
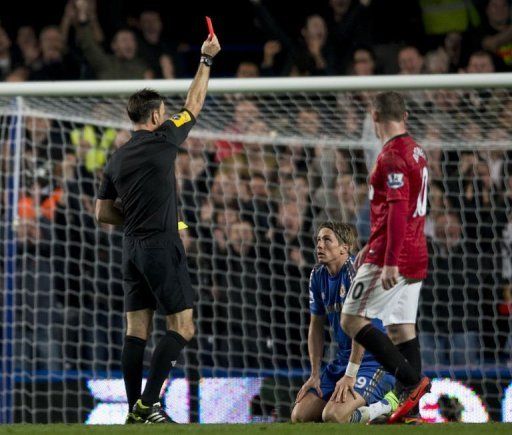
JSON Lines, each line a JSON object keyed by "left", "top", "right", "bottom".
{"left": 308, "top": 256, "right": 386, "bottom": 363}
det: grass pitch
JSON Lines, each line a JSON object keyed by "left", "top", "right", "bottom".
{"left": 0, "top": 423, "right": 511, "bottom": 434}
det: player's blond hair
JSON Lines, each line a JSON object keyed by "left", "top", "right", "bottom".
{"left": 316, "top": 221, "right": 358, "bottom": 254}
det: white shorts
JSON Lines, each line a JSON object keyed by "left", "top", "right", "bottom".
{"left": 342, "top": 263, "right": 422, "bottom": 326}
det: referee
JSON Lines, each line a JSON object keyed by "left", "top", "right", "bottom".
{"left": 95, "top": 34, "right": 220, "bottom": 424}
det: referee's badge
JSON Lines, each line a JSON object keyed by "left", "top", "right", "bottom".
{"left": 170, "top": 111, "right": 192, "bottom": 127}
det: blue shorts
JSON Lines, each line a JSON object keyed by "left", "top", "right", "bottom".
{"left": 309, "top": 359, "right": 395, "bottom": 404}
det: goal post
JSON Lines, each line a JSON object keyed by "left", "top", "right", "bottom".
{"left": 0, "top": 73, "right": 511, "bottom": 424}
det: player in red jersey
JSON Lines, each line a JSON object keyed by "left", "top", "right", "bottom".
{"left": 340, "top": 91, "right": 430, "bottom": 424}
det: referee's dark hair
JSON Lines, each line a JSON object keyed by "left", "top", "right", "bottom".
{"left": 127, "top": 88, "right": 165, "bottom": 123}
{"left": 317, "top": 221, "right": 358, "bottom": 254}
{"left": 372, "top": 91, "right": 406, "bottom": 122}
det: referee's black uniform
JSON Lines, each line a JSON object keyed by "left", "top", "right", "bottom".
{"left": 97, "top": 109, "right": 196, "bottom": 315}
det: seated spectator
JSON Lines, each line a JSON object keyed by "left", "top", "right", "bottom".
{"left": 0, "top": 26, "right": 14, "bottom": 81}
{"left": 260, "top": 40, "right": 282, "bottom": 76}
{"left": 496, "top": 281, "right": 512, "bottom": 362}
{"left": 424, "top": 180, "right": 450, "bottom": 238}
{"left": 397, "top": 45, "right": 424, "bottom": 74}
{"left": 482, "top": 127, "right": 509, "bottom": 188}
{"left": 14, "top": 213, "right": 62, "bottom": 371}
{"left": 326, "top": 0, "right": 371, "bottom": 74}
{"left": 420, "top": 212, "right": 481, "bottom": 367}
{"left": 480, "top": 0, "right": 512, "bottom": 69}
{"left": 251, "top": 0, "right": 335, "bottom": 75}
{"left": 60, "top": 0, "right": 104, "bottom": 46}
{"left": 223, "top": 119, "right": 278, "bottom": 182}
{"left": 18, "top": 178, "right": 63, "bottom": 223}
{"left": 224, "top": 220, "right": 260, "bottom": 368}
{"left": 29, "top": 26, "right": 80, "bottom": 80}
{"left": 419, "top": 0, "right": 480, "bottom": 43}
{"left": 247, "top": 172, "right": 276, "bottom": 232}
{"left": 348, "top": 46, "right": 376, "bottom": 75}
{"left": 75, "top": 0, "right": 151, "bottom": 79}
{"left": 424, "top": 47, "right": 450, "bottom": 73}
{"left": 465, "top": 49, "right": 496, "bottom": 72}
{"left": 69, "top": 123, "right": 117, "bottom": 173}
{"left": 137, "top": 10, "right": 176, "bottom": 78}
{"left": 297, "top": 15, "right": 333, "bottom": 75}
{"left": 443, "top": 32, "right": 464, "bottom": 72}
{"left": 236, "top": 61, "right": 260, "bottom": 78}
{"left": 13, "top": 26, "right": 40, "bottom": 69}
{"left": 214, "top": 99, "right": 260, "bottom": 162}
{"left": 498, "top": 99, "right": 512, "bottom": 134}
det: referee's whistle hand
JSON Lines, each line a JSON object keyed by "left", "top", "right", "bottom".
{"left": 201, "top": 34, "right": 221, "bottom": 58}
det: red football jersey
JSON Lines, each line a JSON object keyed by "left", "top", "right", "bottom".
{"left": 364, "top": 133, "right": 428, "bottom": 279}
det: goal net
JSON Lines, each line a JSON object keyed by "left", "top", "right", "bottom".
{"left": 0, "top": 75, "right": 511, "bottom": 424}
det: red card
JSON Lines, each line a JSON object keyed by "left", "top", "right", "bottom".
{"left": 206, "top": 16, "right": 215, "bottom": 39}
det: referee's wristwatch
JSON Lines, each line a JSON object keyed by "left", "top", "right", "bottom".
{"left": 200, "top": 54, "right": 213, "bottom": 67}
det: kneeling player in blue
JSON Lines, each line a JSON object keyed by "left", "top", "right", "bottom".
{"left": 291, "top": 222, "right": 397, "bottom": 423}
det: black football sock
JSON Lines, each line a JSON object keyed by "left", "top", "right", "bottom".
{"left": 397, "top": 337, "right": 423, "bottom": 412}
{"left": 141, "top": 330, "right": 188, "bottom": 405}
{"left": 397, "top": 337, "right": 422, "bottom": 377}
{"left": 354, "top": 324, "right": 420, "bottom": 387}
{"left": 394, "top": 337, "right": 423, "bottom": 393}
{"left": 122, "top": 335, "right": 147, "bottom": 412}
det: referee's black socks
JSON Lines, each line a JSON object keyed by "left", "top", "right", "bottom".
{"left": 141, "top": 330, "right": 188, "bottom": 406}
{"left": 354, "top": 324, "right": 421, "bottom": 387}
{"left": 122, "top": 335, "right": 147, "bottom": 412}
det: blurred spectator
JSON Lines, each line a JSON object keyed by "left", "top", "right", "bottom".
{"left": 252, "top": 0, "right": 335, "bottom": 75}
{"left": 498, "top": 99, "right": 512, "bottom": 133}
{"left": 224, "top": 119, "right": 277, "bottom": 181}
{"left": 325, "top": 0, "right": 371, "bottom": 74}
{"left": 260, "top": 40, "right": 282, "bottom": 76}
{"left": 482, "top": 127, "right": 508, "bottom": 187}
{"left": 496, "top": 281, "right": 512, "bottom": 362}
{"left": 13, "top": 26, "right": 40, "bottom": 70}
{"left": 15, "top": 216, "right": 62, "bottom": 371}
{"left": 480, "top": 0, "right": 512, "bottom": 68}
{"left": 18, "top": 178, "right": 63, "bottom": 223}
{"left": 222, "top": 220, "right": 260, "bottom": 368}
{"left": 465, "top": 49, "right": 496, "bottom": 72}
{"left": 30, "top": 26, "right": 80, "bottom": 81}
{"left": 75, "top": 0, "right": 151, "bottom": 79}
{"left": 69, "top": 123, "right": 117, "bottom": 173}
{"left": 424, "top": 47, "right": 450, "bottom": 73}
{"left": 60, "top": 0, "right": 104, "bottom": 45}
{"left": 443, "top": 32, "right": 464, "bottom": 72}
{"left": 0, "top": 26, "right": 14, "bottom": 81}
{"left": 215, "top": 99, "right": 260, "bottom": 162}
{"left": 420, "top": 212, "right": 481, "bottom": 367}
{"left": 425, "top": 180, "right": 445, "bottom": 238}
{"left": 236, "top": 61, "right": 260, "bottom": 78}
{"left": 398, "top": 46, "right": 425, "bottom": 74}
{"left": 348, "top": 46, "right": 376, "bottom": 75}
{"left": 137, "top": 10, "right": 176, "bottom": 79}
{"left": 419, "top": 0, "right": 480, "bottom": 43}
{"left": 267, "top": 200, "right": 312, "bottom": 368}
{"left": 247, "top": 172, "right": 275, "bottom": 233}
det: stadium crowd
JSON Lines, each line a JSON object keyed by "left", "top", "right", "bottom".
{"left": 0, "top": 0, "right": 511, "bottom": 404}
{"left": 0, "top": 0, "right": 511, "bottom": 82}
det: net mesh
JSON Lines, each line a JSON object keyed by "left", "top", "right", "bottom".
{"left": 0, "top": 85, "right": 511, "bottom": 423}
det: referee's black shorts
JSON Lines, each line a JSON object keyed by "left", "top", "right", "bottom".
{"left": 122, "top": 233, "right": 194, "bottom": 315}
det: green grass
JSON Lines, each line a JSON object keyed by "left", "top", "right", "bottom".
{"left": 0, "top": 424, "right": 511, "bottom": 434}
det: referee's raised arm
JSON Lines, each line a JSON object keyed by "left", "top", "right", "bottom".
{"left": 183, "top": 34, "right": 221, "bottom": 119}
